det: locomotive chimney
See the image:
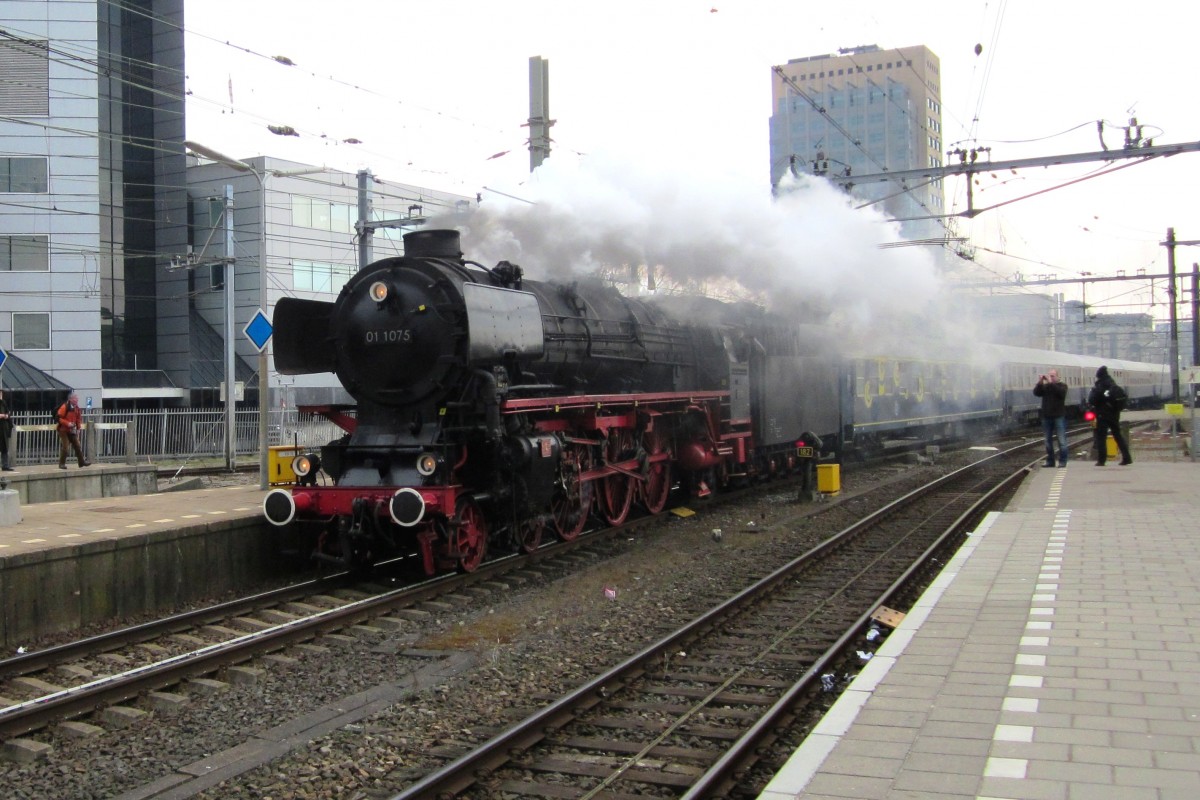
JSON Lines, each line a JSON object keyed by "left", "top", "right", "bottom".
{"left": 404, "top": 229, "right": 463, "bottom": 260}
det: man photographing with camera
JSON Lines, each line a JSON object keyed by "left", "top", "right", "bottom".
{"left": 1034, "top": 369, "right": 1069, "bottom": 467}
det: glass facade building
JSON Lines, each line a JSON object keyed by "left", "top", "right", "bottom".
{"left": 0, "top": 0, "right": 187, "bottom": 407}
{"left": 769, "top": 45, "right": 944, "bottom": 240}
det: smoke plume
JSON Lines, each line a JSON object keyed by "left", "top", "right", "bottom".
{"left": 447, "top": 148, "right": 951, "bottom": 349}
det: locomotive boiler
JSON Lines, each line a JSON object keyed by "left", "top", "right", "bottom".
{"left": 263, "top": 229, "right": 822, "bottom": 573}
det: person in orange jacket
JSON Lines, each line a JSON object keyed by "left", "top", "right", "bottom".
{"left": 55, "top": 390, "right": 91, "bottom": 469}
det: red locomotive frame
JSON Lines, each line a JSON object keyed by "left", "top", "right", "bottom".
{"left": 283, "top": 388, "right": 766, "bottom": 574}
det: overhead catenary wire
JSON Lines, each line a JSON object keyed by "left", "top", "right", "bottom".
{"left": 2, "top": 13, "right": 522, "bottom": 188}
{"left": 964, "top": 0, "right": 1007, "bottom": 144}
{"left": 5, "top": 3, "right": 1183, "bottom": 331}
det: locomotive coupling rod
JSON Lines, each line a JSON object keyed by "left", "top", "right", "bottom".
{"left": 582, "top": 462, "right": 645, "bottom": 483}
{"left": 603, "top": 462, "right": 646, "bottom": 482}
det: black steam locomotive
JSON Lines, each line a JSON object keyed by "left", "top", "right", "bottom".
{"left": 263, "top": 229, "right": 1169, "bottom": 574}
{"left": 263, "top": 229, "right": 829, "bottom": 573}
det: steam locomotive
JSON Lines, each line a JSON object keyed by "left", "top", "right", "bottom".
{"left": 263, "top": 229, "right": 1167, "bottom": 573}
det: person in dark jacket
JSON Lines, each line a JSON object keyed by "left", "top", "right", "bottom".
{"left": 1033, "top": 368, "right": 1069, "bottom": 467}
{"left": 0, "top": 388, "right": 14, "bottom": 471}
{"left": 1087, "top": 365, "right": 1131, "bottom": 466}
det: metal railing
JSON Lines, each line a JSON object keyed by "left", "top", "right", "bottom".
{"left": 9, "top": 409, "right": 347, "bottom": 467}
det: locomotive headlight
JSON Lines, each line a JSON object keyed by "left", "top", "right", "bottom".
{"left": 416, "top": 452, "right": 439, "bottom": 476}
{"left": 291, "top": 453, "right": 321, "bottom": 478}
{"left": 369, "top": 281, "right": 389, "bottom": 303}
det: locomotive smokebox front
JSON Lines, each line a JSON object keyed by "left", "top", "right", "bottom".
{"left": 328, "top": 237, "right": 472, "bottom": 407}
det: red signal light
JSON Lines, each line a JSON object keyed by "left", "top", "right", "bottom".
{"left": 1084, "top": 410, "right": 1096, "bottom": 422}
{"left": 796, "top": 439, "right": 806, "bottom": 448}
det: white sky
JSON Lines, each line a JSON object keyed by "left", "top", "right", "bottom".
{"left": 184, "top": 0, "right": 1200, "bottom": 325}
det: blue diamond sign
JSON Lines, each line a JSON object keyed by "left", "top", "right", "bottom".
{"left": 0, "top": 349, "right": 7, "bottom": 371}
{"left": 243, "top": 309, "right": 273, "bottom": 353}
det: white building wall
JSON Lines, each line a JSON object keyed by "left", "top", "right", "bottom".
{"left": 0, "top": 2, "right": 103, "bottom": 400}
{"left": 186, "top": 157, "right": 471, "bottom": 407}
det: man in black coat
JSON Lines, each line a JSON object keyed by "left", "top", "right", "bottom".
{"left": 1088, "top": 365, "right": 1132, "bottom": 466}
{"left": 1033, "top": 368, "right": 1069, "bottom": 467}
{"left": 0, "top": 388, "right": 14, "bottom": 471}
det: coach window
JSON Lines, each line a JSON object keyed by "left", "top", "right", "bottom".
{"left": 12, "top": 312, "right": 50, "bottom": 349}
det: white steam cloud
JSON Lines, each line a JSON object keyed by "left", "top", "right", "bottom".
{"left": 449, "top": 149, "right": 949, "bottom": 343}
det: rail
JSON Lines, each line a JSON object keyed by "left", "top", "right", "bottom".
{"left": 0, "top": 572, "right": 352, "bottom": 682}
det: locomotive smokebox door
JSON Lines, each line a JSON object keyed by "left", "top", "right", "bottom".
{"left": 463, "top": 283, "right": 545, "bottom": 362}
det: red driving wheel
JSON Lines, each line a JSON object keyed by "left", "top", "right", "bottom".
{"left": 552, "top": 445, "right": 593, "bottom": 541}
{"left": 517, "top": 516, "right": 544, "bottom": 554}
{"left": 640, "top": 430, "right": 671, "bottom": 514}
{"left": 451, "top": 497, "right": 488, "bottom": 572}
{"left": 599, "top": 429, "right": 636, "bottom": 525}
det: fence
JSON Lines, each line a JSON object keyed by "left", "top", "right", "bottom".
{"left": 9, "top": 409, "right": 347, "bottom": 467}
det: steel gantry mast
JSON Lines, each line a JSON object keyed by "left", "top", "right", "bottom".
{"left": 830, "top": 139, "right": 1200, "bottom": 220}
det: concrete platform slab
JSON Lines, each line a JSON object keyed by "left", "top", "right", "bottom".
{"left": 0, "top": 483, "right": 298, "bottom": 648}
{"left": 759, "top": 458, "right": 1200, "bottom": 799}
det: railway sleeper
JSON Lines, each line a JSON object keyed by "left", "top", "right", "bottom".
{"left": 642, "top": 685, "right": 778, "bottom": 705}
{"left": 547, "top": 736, "right": 722, "bottom": 762}
{"left": 525, "top": 754, "right": 699, "bottom": 786}
{"left": 603, "top": 699, "right": 761, "bottom": 721}
{"left": 495, "top": 779, "right": 649, "bottom": 800}
{"left": 582, "top": 714, "right": 745, "bottom": 738}
{"left": 648, "top": 672, "right": 794, "bottom": 690}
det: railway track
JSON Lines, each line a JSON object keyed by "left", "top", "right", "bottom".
{"left": 0, "top": 431, "right": 1051, "bottom": 796}
{"left": 0, "top": 484, "right": 726, "bottom": 743}
{"left": 387, "top": 443, "right": 1039, "bottom": 799}
{"left": 0, "top": 434, "right": 1032, "bottom": 748}
{"left": 0, "top": 456, "right": 948, "bottom": 766}
{"left": 0, "top": 547, "right": 598, "bottom": 741}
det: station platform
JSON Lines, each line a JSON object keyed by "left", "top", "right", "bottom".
{"left": 0, "top": 462, "right": 158, "bottom": 507}
{"left": 0, "top": 481, "right": 277, "bottom": 649}
{"left": 760, "top": 455, "right": 1200, "bottom": 799}
{"left": 0, "top": 481, "right": 265, "bottom": 558}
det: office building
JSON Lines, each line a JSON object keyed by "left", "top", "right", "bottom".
{"left": 2, "top": 2, "right": 470, "bottom": 412}
{"left": 770, "top": 44, "right": 945, "bottom": 239}
{"left": 0, "top": 0, "right": 187, "bottom": 410}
